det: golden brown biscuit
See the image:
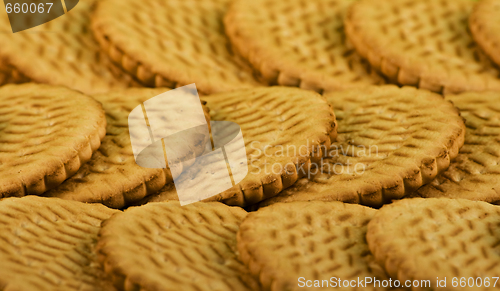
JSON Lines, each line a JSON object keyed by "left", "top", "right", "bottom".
{"left": 46, "top": 88, "right": 211, "bottom": 209}
{"left": 97, "top": 201, "right": 260, "bottom": 291}
{"left": 0, "top": 196, "right": 118, "bottom": 291}
{"left": 92, "top": 0, "right": 263, "bottom": 94}
{"left": 258, "top": 86, "right": 465, "bottom": 208}
{"left": 345, "top": 0, "right": 500, "bottom": 94}
{"left": 368, "top": 198, "right": 500, "bottom": 290}
{"left": 225, "top": 0, "right": 386, "bottom": 93}
{"left": 139, "top": 86, "right": 337, "bottom": 207}
{"left": 0, "top": 0, "right": 139, "bottom": 95}
{"left": 0, "top": 83, "right": 106, "bottom": 198}
{"left": 417, "top": 91, "right": 500, "bottom": 202}
{"left": 237, "top": 201, "right": 393, "bottom": 291}
{"left": 470, "top": 0, "right": 500, "bottom": 68}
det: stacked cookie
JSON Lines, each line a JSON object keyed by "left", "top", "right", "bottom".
{"left": 1, "top": 0, "right": 500, "bottom": 290}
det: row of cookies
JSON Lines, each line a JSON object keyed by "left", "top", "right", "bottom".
{"left": 2, "top": 0, "right": 500, "bottom": 97}
{"left": 2, "top": 195, "right": 498, "bottom": 290}
{"left": 3, "top": 81, "right": 499, "bottom": 210}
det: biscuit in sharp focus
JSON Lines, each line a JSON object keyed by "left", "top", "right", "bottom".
{"left": 0, "top": 83, "right": 107, "bottom": 198}
{"left": 97, "top": 201, "right": 260, "bottom": 291}
{"left": 367, "top": 198, "right": 500, "bottom": 290}
{"left": 0, "top": 196, "right": 118, "bottom": 291}
{"left": 45, "top": 87, "right": 211, "bottom": 209}
{"left": 258, "top": 86, "right": 465, "bottom": 208}
{"left": 237, "top": 201, "right": 391, "bottom": 291}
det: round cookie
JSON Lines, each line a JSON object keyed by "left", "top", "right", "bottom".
{"left": 0, "top": 196, "right": 118, "bottom": 291}
{"left": 45, "top": 88, "right": 211, "bottom": 209}
{"left": 416, "top": 91, "right": 500, "bottom": 203}
{"left": 237, "top": 201, "right": 391, "bottom": 291}
{"left": 470, "top": 0, "right": 500, "bottom": 68}
{"left": 139, "top": 86, "right": 337, "bottom": 207}
{"left": 0, "top": 83, "right": 106, "bottom": 198}
{"left": 345, "top": 0, "right": 500, "bottom": 94}
{"left": 225, "top": 0, "right": 386, "bottom": 93}
{"left": 92, "top": 0, "right": 262, "bottom": 94}
{"left": 368, "top": 198, "right": 500, "bottom": 290}
{"left": 0, "top": 0, "right": 139, "bottom": 95}
{"left": 97, "top": 201, "right": 260, "bottom": 291}
{"left": 258, "top": 86, "right": 465, "bottom": 208}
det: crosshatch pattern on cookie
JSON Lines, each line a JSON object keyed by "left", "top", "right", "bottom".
{"left": 0, "top": 83, "right": 106, "bottom": 198}
{"left": 237, "top": 201, "right": 392, "bottom": 291}
{"left": 367, "top": 198, "right": 500, "bottom": 290}
{"left": 225, "top": 0, "right": 386, "bottom": 93}
{"left": 345, "top": 0, "right": 500, "bottom": 94}
{"left": 258, "top": 86, "right": 466, "bottom": 208}
{"left": 97, "top": 202, "right": 260, "bottom": 291}
{"left": 140, "top": 87, "right": 337, "bottom": 207}
{"left": 0, "top": 0, "right": 139, "bottom": 95}
{"left": 45, "top": 88, "right": 210, "bottom": 209}
{"left": 92, "top": 0, "right": 262, "bottom": 94}
{"left": 417, "top": 91, "right": 500, "bottom": 203}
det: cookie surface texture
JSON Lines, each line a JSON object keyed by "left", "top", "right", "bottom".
{"left": 97, "top": 201, "right": 260, "bottom": 291}
{"left": 0, "top": 0, "right": 138, "bottom": 95}
{"left": 238, "top": 201, "right": 392, "bottom": 291}
{"left": 470, "top": 0, "right": 500, "bottom": 69}
{"left": 0, "top": 196, "right": 118, "bottom": 291}
{"left": 225, "top": 0, "right": 386, "bottom": 92}
{"left": 0, "top": 83, "right": 106, "bottom": 198}
{"left": 45, "top": 87, "right": 210, "bottom": 209}
{"left": 368, "top": 198, "right": 500, "bottom": 291}
{"left": 417, "top": 91, "right": 500, "bottom": 203}
{"left": 140, "top": 86, "right": 337, "bottom": 207}
{"left": 345, "top": 0, "right": 500, "bottom": 94}
{"left": 259, "top": 86, "right": 465, "bottom": 208}
{"left": 92, "top": 0, "right": 262, "bottom": 94}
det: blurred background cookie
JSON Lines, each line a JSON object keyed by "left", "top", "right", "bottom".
{"left": 225, "top": 0, "right": 386, "bottom": 93}
{"left": 345, "top": 0, "right": 500, "bottom": 94}
{"left": 92, "top": 0, "right": 264, "bottom": 94}
{"left": 470, "top": 0, "right": 500, "bottom": 68}
{"left": 0, "top": 0, "right": 139, "bottom": 94}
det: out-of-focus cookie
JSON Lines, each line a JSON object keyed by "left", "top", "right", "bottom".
{"left": 258, "top": 86, "right": 465, "bottom": 208}
{"left": 368, "top": 198, "right": 500, "bottom": 290}
{"left": 417, "top": 91, "right": 500, "bottom": 202}
{"left": 45, "top": 88, "right": 211, "bottom": 209}
{"left": 97, "top": 201, "right": 260, "bottom": 291}
{"left": 470, "top": 0, "right": 500, "bottom": 68}
{"left": 139, "top": 86, "right": 337, "bottom": 207}
{"left": 237, "top": 201, "right": 393, "bottom": 291}
{"left": 225, "top": 0, "right": 386, "bottom": 93}
{"left": 0, "top": 0, "right": 139, "bottom": 95}
{"left": 92, "top": 0, "right": 263, "bottom": 94}
{"left": 345, "top": 0, "right": 500, "bottom": 94}
{"left": 0, "top": 83, "right": 106, "bottom": 198}
{"left": 0, "top": 196, "right": 118, "bottom": 291}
